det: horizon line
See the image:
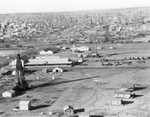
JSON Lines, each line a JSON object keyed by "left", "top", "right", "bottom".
{"left": 0, "top": 6, "right": 149, "bottom": 15}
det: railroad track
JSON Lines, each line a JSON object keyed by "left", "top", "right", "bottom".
{"left": 78, "top": 70, "right": 103, "bottom": 107}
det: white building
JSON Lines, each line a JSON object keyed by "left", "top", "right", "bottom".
{"left": 107, "top": 99, "right": 123, "bottom": 106}
{"left": 39, "top": 50, "right": 53, "bottom": 55}
{"left": 114, "top": 91, "right": 132, "bottom": 99}
{"left": 71, "top": 46, "right": 90, "bottom": 52}
{"left": 2, "top": 90, "right": 15, "bottom": 98}
{"left": 39, "top": 47, "right": 60, "bottom": 55}
{"left": 19, "top": 100, "right": 32, "bottom": 110}
{"left": 36, "top": 55, "right": 59, "bottom": 59}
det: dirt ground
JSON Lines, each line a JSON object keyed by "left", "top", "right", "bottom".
{"left": 1, "top": 42, "right": 150, "bottom": 117}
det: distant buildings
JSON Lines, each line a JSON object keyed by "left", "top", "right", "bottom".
{"left": 39, "top": 47, "right": 60, "bottom": 55}
{"left": 71, "top": 46, "right": 90, "bottom": 52}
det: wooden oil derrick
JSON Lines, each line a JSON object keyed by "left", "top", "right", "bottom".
{"left": 14, "top": 54, "right": 28, "bottom": 91}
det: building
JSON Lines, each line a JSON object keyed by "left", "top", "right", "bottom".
{"left": 2, "top": 89, "right": 15, "bottom": 98}
{"left": 107, "top": 98, "right": 123, "bottom": 106}
{"left": 71, "top": 46, "right": 90, "bottom": 52}
{"left": 19, "top": 100, "right": 32, "bottom": 110}
{"left": 63, "top": 105, "right": 74, "bottom": 114}
{"left": 39, "top": 47, "right": 60, "bottom": 55}
{"left": 39, "top": 50, "right": 53, "bottom": 55}
{"left": 36, "top": 55, "right": 60, "bottom": 59}
{"left": 24, "top": 58, "right": 73, "bottom": 68}
{"left": 114, "top": 91, "right": 132, "bottom": 99}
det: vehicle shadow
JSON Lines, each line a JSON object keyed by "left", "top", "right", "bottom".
{"left": 122, "top": 100, "right": 134, "bottom": 105}
{"left": 31, "top": 105, "right": 50, "bottom": 110}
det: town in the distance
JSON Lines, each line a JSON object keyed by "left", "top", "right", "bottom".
{"left": 0, "top": 7, "right": 150, "bottom": 117}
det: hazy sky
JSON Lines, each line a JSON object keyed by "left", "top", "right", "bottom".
{"left": 0, "top": 0, "right": 150, "bottom": 14}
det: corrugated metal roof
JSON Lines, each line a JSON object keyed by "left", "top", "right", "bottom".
{"left": 26, "top": 58, "right": 72, "bottom": 65}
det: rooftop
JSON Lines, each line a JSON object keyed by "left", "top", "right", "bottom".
{"left": 25, "top": 58, "right": 73, "bottom": 65}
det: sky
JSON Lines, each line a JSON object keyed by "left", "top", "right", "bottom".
{"left": 0, "top": 0, "right": 150, "bottom": 14}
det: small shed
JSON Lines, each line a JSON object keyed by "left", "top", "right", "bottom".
{"left": 63, "top": 105, "right": 74, "bottom": 114}
{"left": 107, "top": 99, "right": 123, "bottom": 106}
{"left": 114, "top": 91, "right": 132, "bottom": 99}
{"left": 2, "top": 89, "right": 15, "bottom": 98}
{"left": 53, "top": 67, "right": 63, "bottom": 73}
{"left": 19, "top": 100, "right": 32, "bottom": 110}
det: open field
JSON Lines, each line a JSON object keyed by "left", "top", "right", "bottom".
{"left": 1, "top": 42, "right": 150, "bottom": 117}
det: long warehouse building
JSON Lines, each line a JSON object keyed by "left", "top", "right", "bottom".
{"left": 24, "top": 58, "right": 73, "bottom": 68}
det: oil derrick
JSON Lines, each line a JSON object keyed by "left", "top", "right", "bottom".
{"left": 14, "top": 54, "right": 28, "bottom": 91}
{"left": 104, "top": 25, "right": 109, "bottom": 43}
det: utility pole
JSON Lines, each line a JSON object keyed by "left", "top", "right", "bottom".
{"left": 14, "top": 54, "right": 28, "bottom": 91}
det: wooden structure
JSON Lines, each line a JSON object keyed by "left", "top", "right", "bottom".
{"left": 2, "top": 89, "right": 15, "bottom": 98}
{"left": 19, "top": 100, "right": 32, "bottom": 110}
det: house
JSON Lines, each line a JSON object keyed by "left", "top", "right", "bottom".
{"left": 52, "top": 67, "right": 63, "bottom": 73}
{"left": 39, "top": 47, "right": 60, "bottom": 55}
{"left": 107, "top": 98, "right": 123, "bottom": 106}
{"left": 63, "top": 105, "right": 74, "bottom": 114}
{"left": 114, "top": 91, "right": 132, "bottom": 99}
{"left": 19, "top": 100, "right": 32, "bottom": 110}
{"left": 2, "top": 89, "right": 15, "bottom": 97}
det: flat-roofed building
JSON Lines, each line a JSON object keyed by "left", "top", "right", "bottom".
{"left": 114, "top": 91, "right": 132, "bottom": 99}
{"left": 71, "top": 46, "right": 90, "bottom": 52}
{"left": 107, "top": 98, "right": 123, "bottom": 106}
